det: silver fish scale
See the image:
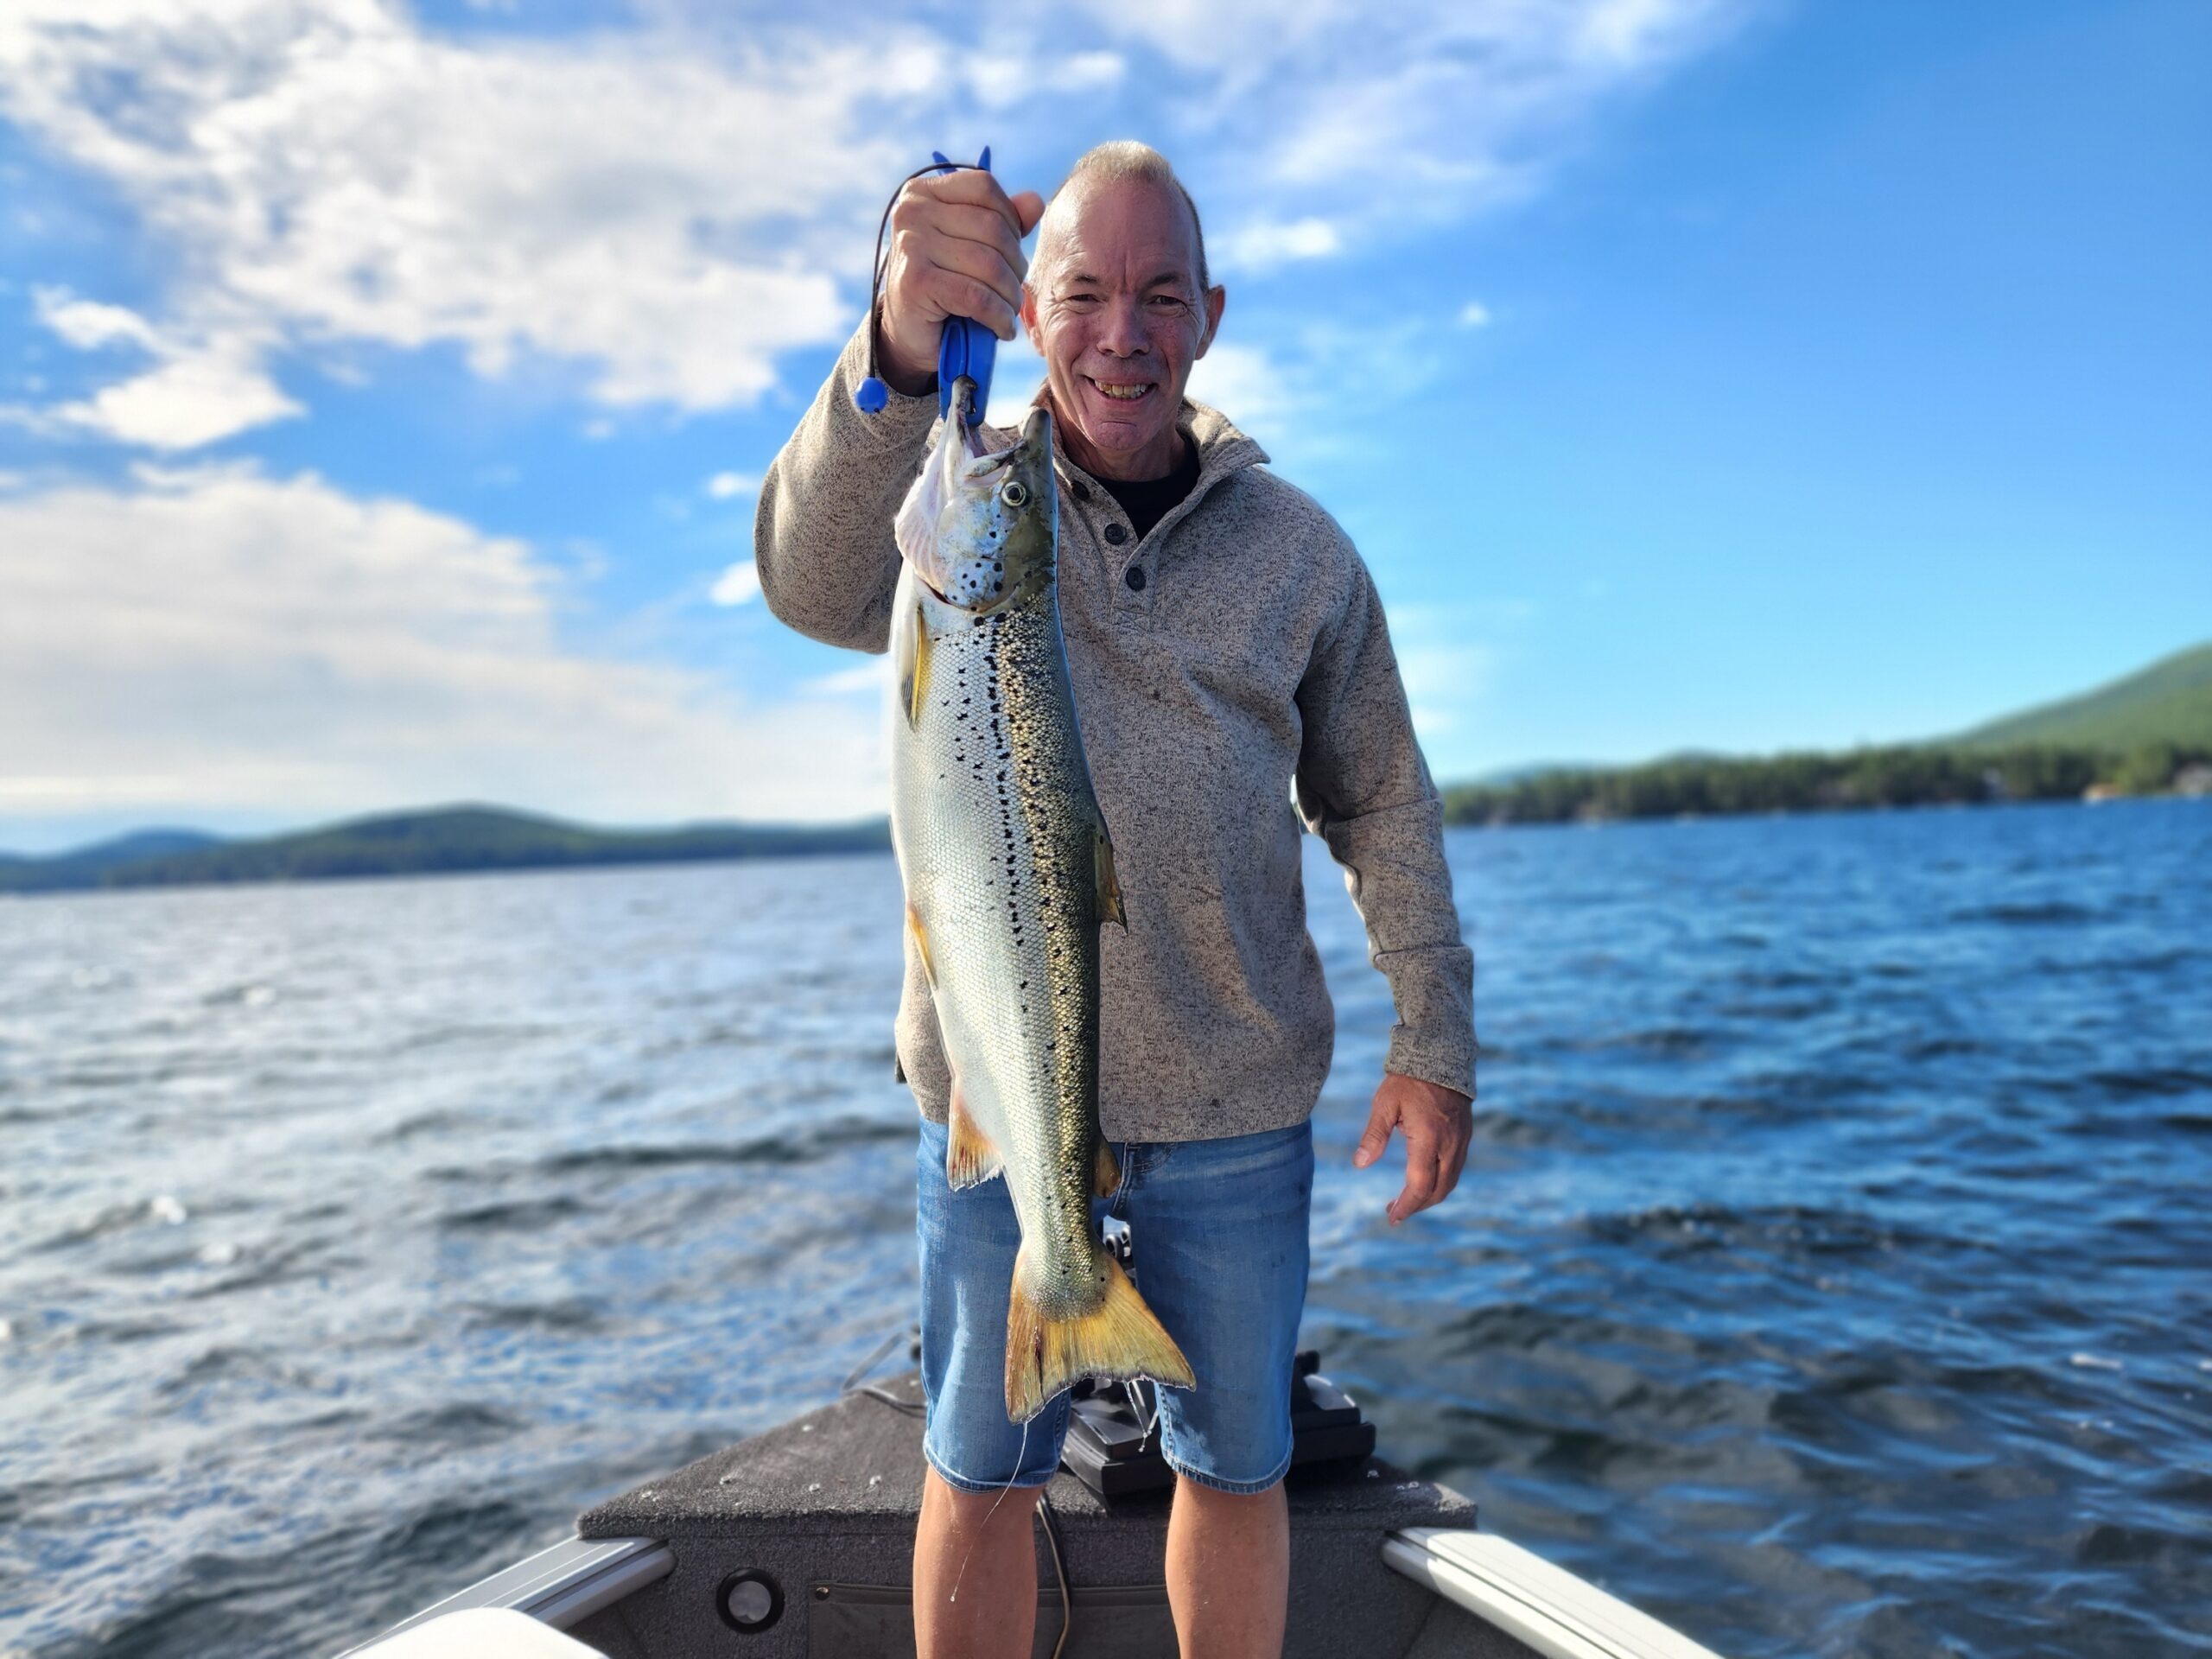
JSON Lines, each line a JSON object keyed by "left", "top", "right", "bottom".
{"left": 890, "top": 558, "right": 1110, "bottom": 1316}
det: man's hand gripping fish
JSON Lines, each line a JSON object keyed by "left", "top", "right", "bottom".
{"left": 889, "top": 378, "right": 1196, "bottom": 1423}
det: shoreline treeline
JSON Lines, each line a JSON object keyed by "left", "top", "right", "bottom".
{"left": 1440, "top": 742, "right": 2211, "bottom": 827}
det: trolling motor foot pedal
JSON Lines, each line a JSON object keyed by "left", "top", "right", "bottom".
{"left": 1060, "top": 1351, "right": 1377, "bottom": 1499}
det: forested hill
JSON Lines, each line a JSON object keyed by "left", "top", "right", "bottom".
{"left": 1946, "top": 641, "right": 2212, "bottom": 751}
{"left": 0, "top": 806, "right": 888, "bottom": 895}
{"left": 1441, "top": 640, "right": 2212, "bottom": 827}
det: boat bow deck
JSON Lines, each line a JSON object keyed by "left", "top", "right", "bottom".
{"left": 563, "top": 1370, "right": 1518, "bottom": 1658}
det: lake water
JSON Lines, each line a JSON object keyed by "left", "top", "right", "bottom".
{"left": 2, "top": 799, "right": 2207, "bottom": 1658}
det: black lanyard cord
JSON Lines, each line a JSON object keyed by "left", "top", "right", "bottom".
{"left": 857, "top": 161, "right": 988, "bottom": 410}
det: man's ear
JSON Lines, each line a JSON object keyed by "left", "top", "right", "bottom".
{"left": 1020, "top": 284, "right": 1044, "bottom": 353}
{"left": 1196, "top": 284, "right": 1227, "bottom": 357}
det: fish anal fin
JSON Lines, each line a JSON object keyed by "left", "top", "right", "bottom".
{"left": 905, "top": 900, "right": 936, "bottom": 988}
{"left": 1093, "top": 1138, "right": 1121, "bottom": 1199}
{"left": 945, "top": 1085, "right": 1003, "bottom": 1190}
{"left": 1094, "top": 825, "right": 1126, "bottom": 930}
{"left": 1004, "top": 1245, "right": 1195, "bottom": 1423}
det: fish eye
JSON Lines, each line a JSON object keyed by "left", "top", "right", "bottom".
{"left": 1001, "top": 480, "right": 1029, "bottom": 508}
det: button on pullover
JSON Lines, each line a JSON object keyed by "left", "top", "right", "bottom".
{"left": 754, "top": 321, "right": 1478, "bottom": 1141}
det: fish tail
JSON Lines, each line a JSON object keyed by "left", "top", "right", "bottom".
{"left": 1003, "top": 1245, "right": 1196, "bottom": 1423}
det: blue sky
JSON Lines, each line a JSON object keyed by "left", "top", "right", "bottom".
{"left": 1, "top": 0, "right": 2205, "bottom": 854}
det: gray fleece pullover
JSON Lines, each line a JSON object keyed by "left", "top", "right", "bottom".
{"left": 756, "top": 322, "right": 1477, "bottom": 1141}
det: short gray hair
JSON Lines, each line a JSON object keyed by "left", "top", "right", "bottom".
{"left": 1041, "top": 141, "right": 1211, "bottom": 292}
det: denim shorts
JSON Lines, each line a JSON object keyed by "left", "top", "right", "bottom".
{"left": 916, "top": 1114, "right": 1313, "bottom": 1496}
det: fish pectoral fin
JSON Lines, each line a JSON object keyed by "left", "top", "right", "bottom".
{"left": 1004, "top": 1244, "right": 1195, "bottom": 1423}
{"left": 905, "top": 900, "right": 937, "bottom": 988}
{"left": 945, "top": 1086, "right": 1003, "bottom": 1190}
{"left": 1093, "top": 1138, "right": 1121, "bottom": 1198}
{"left": 1093, "top": 825, "right": 1127, "bottom": 931}
{"left": 896, "top": 598, "right": 933, "bottom": 729}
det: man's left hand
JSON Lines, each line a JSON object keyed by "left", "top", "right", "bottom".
{"left": 1353, "top": 1073, "right": 1473, "bottom": 1225}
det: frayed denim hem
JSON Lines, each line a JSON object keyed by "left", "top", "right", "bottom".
{"left": 1159, "top": 1442, "right": 1294, "bottom": 1496}
{"left": 921, "top": 1442, "right": 1060, "bottom": 1495}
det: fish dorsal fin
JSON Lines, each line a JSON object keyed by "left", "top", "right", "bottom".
{"left": 1094, "top": 824, "right": 1127, "bottom": 930}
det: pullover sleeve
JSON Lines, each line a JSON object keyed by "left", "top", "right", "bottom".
{"left": 1293, "top": 549, "right": 1478, "bottom": 1101}
{"left": 753, "top": 319, "right": 940, "bottom": 653}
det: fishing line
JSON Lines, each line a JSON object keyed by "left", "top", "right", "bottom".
{"left": 857, "top": 160, "right": 992, "bottom": 413}
{"left": 946, "top": 1413, "right": 1029, "bottom": 1605}
{"left": 843, "top": 1319, "right": 1071, "bottom": 1644}
{"left": 940, "top": 1416, "right": 1073, "bottom": 1656}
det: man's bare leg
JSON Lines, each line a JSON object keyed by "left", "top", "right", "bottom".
{"left": 1165, "top": 1475, "right": 1290, "bottom": 1657}
{"left": 914, "top": 1465, "right": 1043, "bottom": 1659}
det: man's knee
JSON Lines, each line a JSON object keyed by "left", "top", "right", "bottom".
{"left": 1172, "top": 1471, "right": 1285, "bottom": 1512}
{"left": 921, "top": 1465, "right": 1044, "bottom": 1532}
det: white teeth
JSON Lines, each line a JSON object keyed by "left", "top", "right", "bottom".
{"left": 1095, "top": 383, "right": 1150, "bottom": 401}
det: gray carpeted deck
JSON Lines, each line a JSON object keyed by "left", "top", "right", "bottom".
{"left": 564, "top": 1372, "right": 1526, "bottom": 1658}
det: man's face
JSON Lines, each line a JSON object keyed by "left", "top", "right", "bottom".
{"left": 1022, "top": 178, "right": 1224, "bottom": 475}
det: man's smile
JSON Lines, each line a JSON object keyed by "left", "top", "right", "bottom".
{"left": 1087, "top": 376, "right": 1155, "bottom": 403}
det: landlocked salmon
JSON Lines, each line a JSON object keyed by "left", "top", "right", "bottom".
{"left": 889, "top": 378, "right": 1194, "bottom": 1423}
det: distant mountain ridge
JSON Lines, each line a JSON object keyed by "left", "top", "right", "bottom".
{"left": 1478, "top": 647, "right": 2212, "bottom": 794}
{"left": 0, "top": 829, "right": 227, "bottom": 893}
{"left": 1946, "top": 641, "right": 2212, "bottom": 752}
{"left": 5, "top": 640, "right": 2207, "bottom": 893}
{"left": 0, "top": 805, "right": 888, "bottom": 896}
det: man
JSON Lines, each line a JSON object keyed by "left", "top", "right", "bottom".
{"left": 756, "top": 143, "right": 1476, "bottom": 1659}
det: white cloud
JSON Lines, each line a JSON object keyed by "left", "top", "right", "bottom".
{"left": 1218, "top": 216, "right": 1341, "bottom": 273}
{"left": 709, "top": 559, "right": 761, "bottom": 607}
{"left": 1184, "top": 340, "right": 1302, "bottom": 438}
{"left": 0, "top": 467, "right": 884, "bottom": 823}
{"left": 970, "top": 48, "right": 1125, "bottom": 108}
{"left": 52, "top": 344, "right": 302, "bottom": 450}
{"left": 704, "top": 471, "right": 757, "bottom": 500}
{"left": 1459, "top": 300, "right": 1492, "bottom": 327}
{"left": 0, "top": 1, "right": 917, "bottom": 432}
{"left": 28, "top": 289, "right": 301, "bottom": 449}
{"left": 1072, "top": 0, "right": 1755, "bottom": 244}
{"left": 0, "top": 0, "right": 1760, "bottom": 449}
{"left": 1183, "top": 319, "right": 1449, "bottom": 469}
{"left": 35, "top": 292, "right": 157, "bottom": 353}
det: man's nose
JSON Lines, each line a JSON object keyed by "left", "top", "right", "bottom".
{"left": 1096, "top": 294, "right": 1148, "bottom": 358}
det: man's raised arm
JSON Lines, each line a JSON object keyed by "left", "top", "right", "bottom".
{"left": 754, "top": 169, "right": 1043, "bottom": 654}
{"left": 753, "top": 324, "right": 937, "bottom": 652}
